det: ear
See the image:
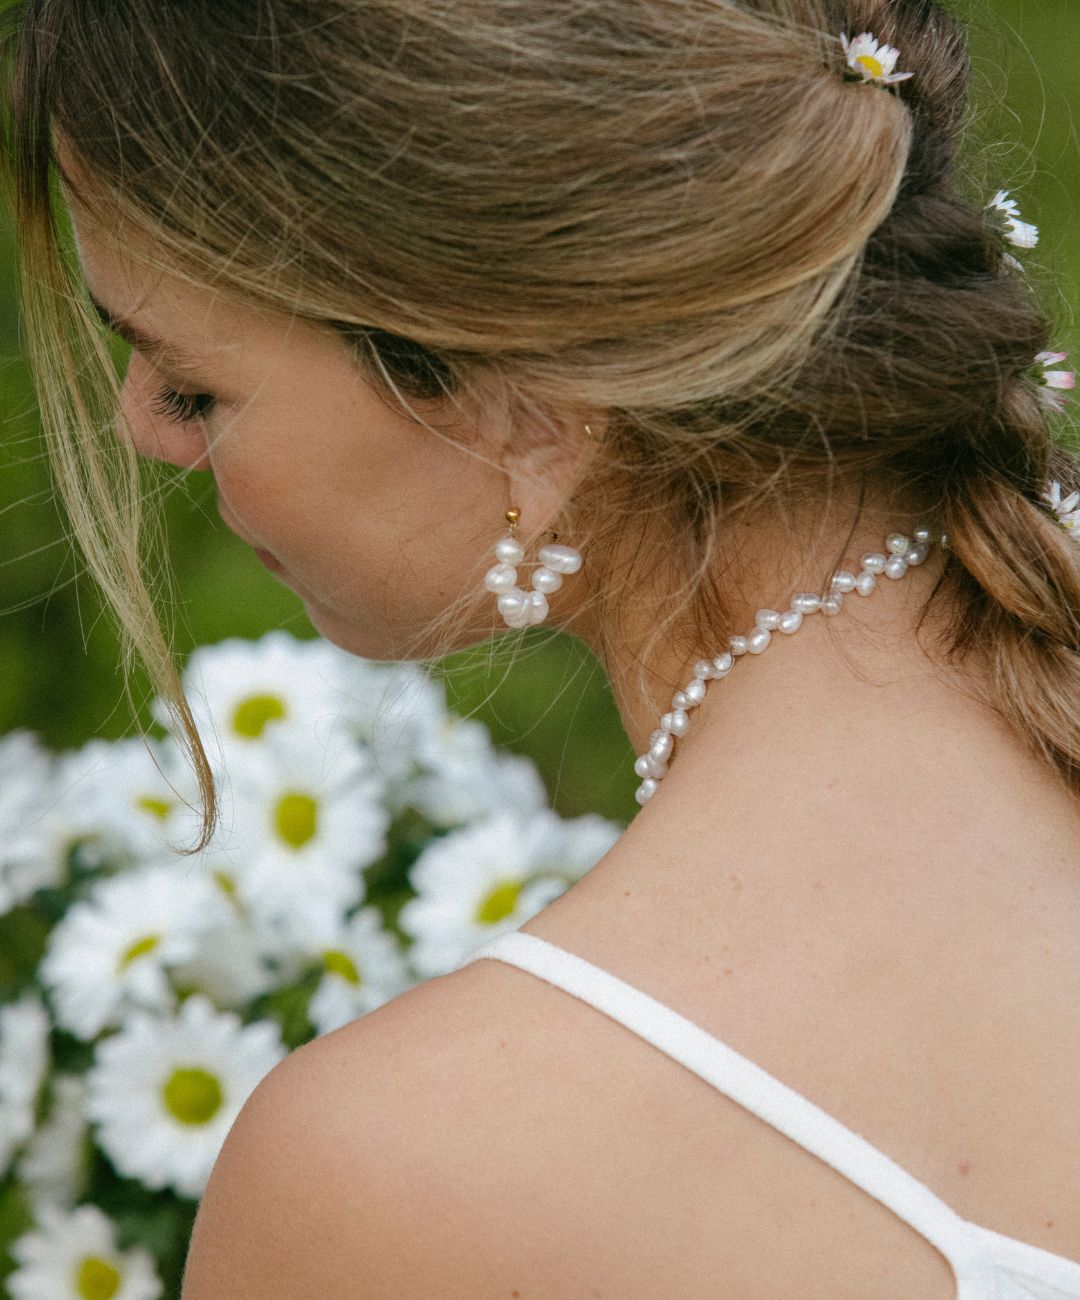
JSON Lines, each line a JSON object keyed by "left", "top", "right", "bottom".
{"left": 497, "top": 397, "right": 604, "bottom": 540}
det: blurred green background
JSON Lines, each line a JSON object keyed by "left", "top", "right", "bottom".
{"left": 0, "top": 0, "right": 1077, "bottom": 830}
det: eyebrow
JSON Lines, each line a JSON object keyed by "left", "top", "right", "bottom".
{"left": 88, "top": 291, "right": 212, "bottom": 375}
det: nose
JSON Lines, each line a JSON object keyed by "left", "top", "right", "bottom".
{"left": 116, "top": 352, "right": 211, "bottom": 471}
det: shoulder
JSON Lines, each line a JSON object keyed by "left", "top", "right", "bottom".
{"left": 178, "top": 960, "right": 548, "bottom": 1299}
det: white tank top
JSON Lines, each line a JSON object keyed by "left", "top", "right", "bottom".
{"left": 457, "top": 930, "right": 1080, "bottom": 1300}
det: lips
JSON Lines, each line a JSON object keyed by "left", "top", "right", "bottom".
{"left": 253, "top": 547, "right": 284, "bottom": 573}
{"left": 217, "top": 509, "right": 284, "bottom": 573}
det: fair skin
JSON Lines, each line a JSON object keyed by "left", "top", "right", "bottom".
{"left": 67, "top": 192, "right": 1080, "bottom": 1298}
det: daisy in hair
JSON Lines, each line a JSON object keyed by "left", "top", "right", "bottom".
{"left": 840, "top": 32, "right": 914, "bottom": 85}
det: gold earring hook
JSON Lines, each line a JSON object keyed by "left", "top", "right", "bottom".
{"left": 505, "top": 506, "right": 521, "bottom": 534}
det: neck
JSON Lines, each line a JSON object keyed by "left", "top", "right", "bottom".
{"left": 567, "top": 503, "right": 1080, "bottom": 925}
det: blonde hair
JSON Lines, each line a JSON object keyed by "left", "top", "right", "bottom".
{"left": 3, "top": 0, "right": 1080, "bottom": 848}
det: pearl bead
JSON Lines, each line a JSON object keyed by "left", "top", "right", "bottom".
{"left": 634, "top": 754, "right": 667, "bottom": 780}
{"left": 668, "top": 709, "right": 690, "bottom": 736}
{"left": 860, "top": 553, "right": 887, "bottom": 574}
{"left": 730, "top": 636, "right": 749, "bottom": 656}
{"left": 692, "top": 660, "right": 713, "bottom": 679}
{"left": 755, "top": 608, "right": 782, "bottom": 631}
{"left": 791, "top": 592, "right": 822, "bottom": 614}
{"left": 914, "top": 526, "right": 932, "bottom": 543}
{"left": 884, "top": 556, "right": 909, "bottom": 579}
{"left": 484, "top": 563, "right": 518, "bottom": 594}
{"left": 495, "top": 536, "right": 525, "bottom": 565}
{"left": 683, "top": 678, "right": 707, "bottom": 705}
{"left": 886, "top": 533, "right": 911, "bottom": 557}
{"left": 672, "top": 691, "right": 691, "bottom": 710}
{"left": 712, "top": 652, "right": 734, "bottom": 676}
{"left": 659, "top": 712, "right": 676, "bottom": 733}
{"left": 524, "top": 590, "right": 549, "bottom": 623}
{"left": 635, "top": 779, "right": 658, "bottom": 805}
{"left": 854, "top": 571, "right": 877, "bottom": 596}
{"left": 778, "top": 610, "right": 804, "bottom": 634}
{"left": 830, "top": 570, "right": 856, "bottom": 594}
{"left": 905, "top": 542, "right": 929, "bottom": 566}
{"left": 531, "top": 566, "right": 563, "bottom": 594}
{"left": 537, "top": 543, "right": 582, "bottom": 575}
{"left": 650, "top": 733, "right": 673, "bottom": 762}
{"left": 497, "top": 587, "right": 527, "bottom": 620}
{"left": 747, "top": 627, "right": 771, "bottom": 654}
{"left": 820, "top": 595, "right": 843, "bottom": 615}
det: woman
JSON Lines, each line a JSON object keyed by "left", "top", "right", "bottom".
{"left": 4, "top": 1, "right": 1080, "bottom": 1295}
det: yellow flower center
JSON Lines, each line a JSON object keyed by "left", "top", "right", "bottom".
{"left": 274, "top": 793, "right": 318, "bottom": 849}
{"left": 136, "top": 796, "right": 172, "bottom": 821}
{"left": 323, "top": 949, "right": 362, "bottom": 984}
{"left": 162, "top": 1066, "right": 224, "bottom": 1125}
{"left": 856, "top": 53, "right": 884, "bottom": 78}
{"left": 118, "top": 933, "right": 161, "bottom": 971}
{"left": 213, "top": 869, "right": 238, "bottom": 899}
{"left": 231, "top": 693, "right": 287, "bottom": 739}
{"left": 475, "top": 879, "right": 522, "bottom": 925}
{"left": 76, "top": 1255, "right": 122, "bottom": 1300}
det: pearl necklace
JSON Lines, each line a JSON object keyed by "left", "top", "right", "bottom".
{"left": 633, "top": 524, "right": 945, "bottom": 806}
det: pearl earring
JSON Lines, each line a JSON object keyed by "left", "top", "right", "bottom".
{"left": 484, "top": 507, "right": 583, "bottom": 629}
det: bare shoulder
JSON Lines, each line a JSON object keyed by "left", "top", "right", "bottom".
{"left": 179, "top": 961, "right": 558, "bottom": 1300}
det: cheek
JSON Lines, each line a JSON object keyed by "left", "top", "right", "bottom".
{"left": 208, "top": 393, "right": 504, "bottom": 653}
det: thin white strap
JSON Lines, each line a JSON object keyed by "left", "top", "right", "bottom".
{"left": 459, "top": 930, "right": 988, "bottom": 1292}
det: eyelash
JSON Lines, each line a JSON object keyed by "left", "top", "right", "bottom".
{"left": 150, "top": 385, "right": 215, "bottom": 425}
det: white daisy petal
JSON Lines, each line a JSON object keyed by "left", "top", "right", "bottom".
{"left": 0, "top": 992, "right": 51, "bottom": 1178}
{"left": 17, "top": 1074, "right": 92, "bottom": 1214}
{"left": 283, "top": 905, "right": 414, "bottom": 1036}
{"left": 40, "top": 864, "right": 232, "bottom": 1041}
{"left": 215, "top": 728, "right": 389, "bottom": 940}
{"left": 405, "top": 715, "right": 549, "bottom": 827}
{"left": 987, "top": 189, "right": 1040, "bottom": 250}
{"left": 53, "top": 737, "right": 201, "bottom": 865}
{"left": 86, "top": 995, "right": 286, "bottom": 1199}
{"left": 8, "top": 1201, "right": 163, "bottom": 1300}
{"left": 841, "top": 31, "right": 914, "bottom": 85}
{"left": 0, "top": 733, "right": 68, "bottom": 914}
{"left": 400, "top": 809, "right": 622, "bottom": 978}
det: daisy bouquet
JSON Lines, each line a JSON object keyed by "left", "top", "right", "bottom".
{"left": 0, "top": 632, "right": 623, "bottom": 1298}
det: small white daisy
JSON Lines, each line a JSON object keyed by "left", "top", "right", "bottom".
{"left": 53, "top": 737, "right": 201, "bottom": 865}
{"left": 7, "top": 1201, "right": 163, "bottom": 1300}
{"left": 85, "top": 994, "right": 286, "bottom": 1199}
{"left": 406, "top": 714, "right": 549, "bottom": 827}
{"left": 280, "top": 905, "right": 414, "bottom": 1037}
{"left": 217, "top": 728, "right": 389, "bottom": 939}
{"left": 840, "top": 32, "right": 914, "bottom": 85}
{"left": 400, "top": 808, "right": 622, "bottom": 978}
{"left": 40, "top": 863, "right": 232, "bottom": 1041}
{"left": 1044, "top": 479, "right": 1080, "bottom": 532}
{"left": 0, "top": 732, "right": 67, "bottom": 915}
{"left": 987, "top": 189, "right": 1039, "bottom": 250}
{"left": 334, "top": 659, "right": 450, "bottom": 794}
{"left": 0, "top": 992, "right": 51, "bottom": 1178}
{"left": 168, "top": 631, "right": 364, "bottom": 760}
{"left": 1035, "top": 351, "right": 1076, "bottom": 413}
{"left": 17, "top": 1074, "right": 92, "bottom": 1214}
{"left": 167, "top": 907, "right": 281, "bottom": 1008}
